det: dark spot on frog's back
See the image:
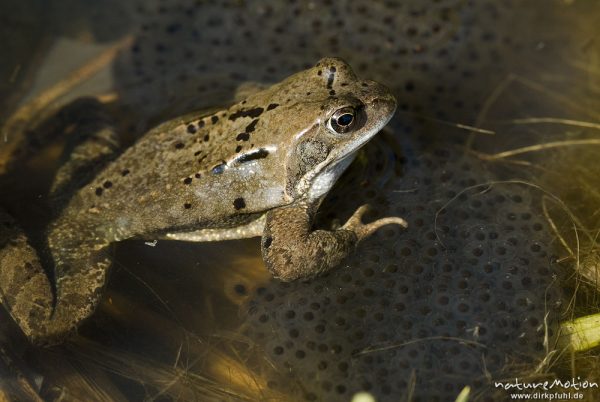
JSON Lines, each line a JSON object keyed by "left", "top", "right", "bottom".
{"left": 211, "top": 115, "right": 219, "bottom": 124}
{"left": 327, "top": 67, "right": 335, "bottom": 88}
{"left": 229, "top": 107, "right": 264, "bottom": 121}
{"left": 267, "top": 103, "right": 279, "bottom": 111}
{"left": 236, "top": 132, "right": 250, "bottom": 141}
{"left": 245, "top": 119, "right": 259, "bottom": 133}
{"left": 186, "top": 124, "right": 197, "bottom": 134}
{"left": 233, "top": 197, "right": 246, "bottom": 210}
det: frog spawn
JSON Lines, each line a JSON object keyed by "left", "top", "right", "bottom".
{"left": 101, "top": 0, "right": 575, "bottom": 399}
{"left": 242, "top": 137, "right": 565, "bottom": 401}
{"left": 114, "top": 0, "right": 535, "bottom": 132}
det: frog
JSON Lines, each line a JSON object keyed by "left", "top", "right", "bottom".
{"left": 0, "top": 57, "right": 407, "bottom": 346}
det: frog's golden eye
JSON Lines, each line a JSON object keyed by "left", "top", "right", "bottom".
{"left": 328, "top": 107, "right": 356, "bottom": 134}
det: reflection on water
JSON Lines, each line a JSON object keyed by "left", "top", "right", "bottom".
{"left": 1, "top": 0, "right": 599, "bottom": 401}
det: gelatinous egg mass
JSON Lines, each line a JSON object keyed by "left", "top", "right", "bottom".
{"left": 243, "top": 144, "right": 565, "bottom": 401}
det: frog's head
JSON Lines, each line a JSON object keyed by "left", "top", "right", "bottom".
{"left": 280, "top": 57, "right": 397, "bottom": 202}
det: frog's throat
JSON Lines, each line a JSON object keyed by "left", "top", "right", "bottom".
{"left": 302, "top": 151, "right": 357, "bottom": 202}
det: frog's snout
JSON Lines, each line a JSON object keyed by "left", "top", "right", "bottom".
{"left": 372, "top": 94, "right": 397, "bottom": 118}
{"left": 361, "top": 80, "right": 397, "bottom": 116}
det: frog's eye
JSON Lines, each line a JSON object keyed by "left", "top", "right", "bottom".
{"left": 328, "top": 107, "right": 357, "bottom": 134}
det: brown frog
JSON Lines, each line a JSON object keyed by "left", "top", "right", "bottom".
{"left": 0, "top": 58, "right": 406, "bottom": 345}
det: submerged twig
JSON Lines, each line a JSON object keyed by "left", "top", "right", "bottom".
{"left": 2, "top": 36, "right": 132, "bottom": 140}
{"left": 542, "top": 196, "right": 574, "bottom": 256}
{"left": 395, "top": 111, "right": 496, "bottom": 135}
{"left": 507, "top": 117, "right": 600, "bottom": 131}
{"left": 354, "top": 336, "right": 486, "bottom": 357}
{"left": 0, "top": 36, "right": 133, "bottom": 174}
{"left": 474, "top": 139, "right": 600, "bottom": 161}
{"left": 466, "top": 72, "right": 599, "bottom": 151}
{"left": 466, "top": 74, "right": 516, "bottom": 149}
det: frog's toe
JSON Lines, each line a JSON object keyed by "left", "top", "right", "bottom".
{"left": 342, "top": 204, "right": 407, "bottom": 241}
{"left": 359, "top": 216, "right": 408, "bottom": 240}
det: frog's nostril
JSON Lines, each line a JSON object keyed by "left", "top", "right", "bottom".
{"left": 372, "top": 97, "right": 397, "bottom": 114}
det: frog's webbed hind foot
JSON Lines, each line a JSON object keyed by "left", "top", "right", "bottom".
{"left": 0, "top": 209, "right": 54, "bottom": 344}
{"left": 0, "top": 209, "right": 112, "bottom": 346}
{"left": 1, "top": 98, "right": 118, "bottom": 345}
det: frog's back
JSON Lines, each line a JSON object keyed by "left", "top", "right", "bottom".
{"left": 64, "top": 58, "right": 381, "bottom": 241}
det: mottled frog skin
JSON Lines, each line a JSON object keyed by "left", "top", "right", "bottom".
{"left": 0, "top": 58, "right": 406, "bottom": 345}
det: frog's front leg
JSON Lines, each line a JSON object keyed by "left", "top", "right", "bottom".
{"left": 262, "top": 203, "right": 407, "bottom": 281}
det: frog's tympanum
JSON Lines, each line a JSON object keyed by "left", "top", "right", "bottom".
{"left": 0, "top": 58, "right": 406, "bottom": 345}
